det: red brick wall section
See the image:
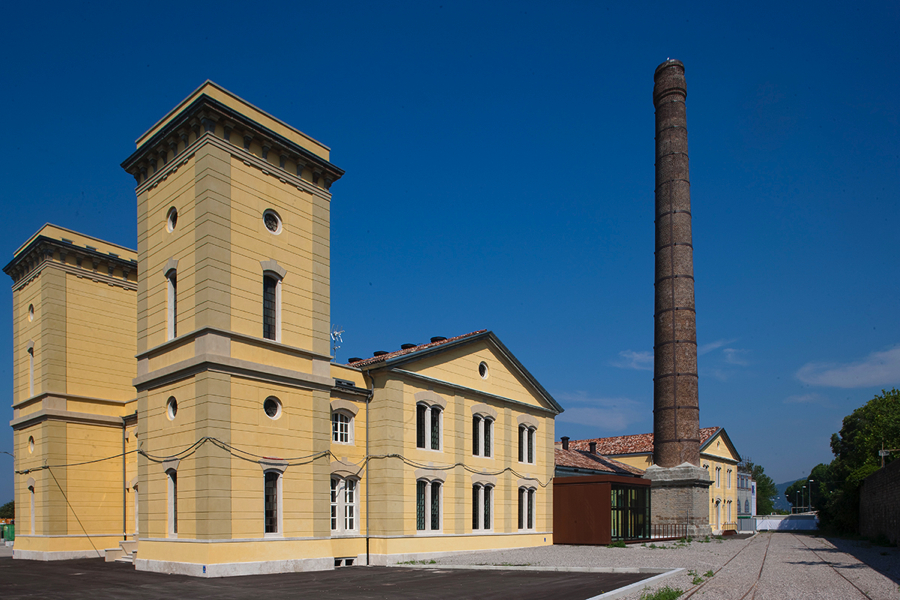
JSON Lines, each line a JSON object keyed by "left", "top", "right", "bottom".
{"left": 859, "top": 458, "right": 900, "bottom": 545}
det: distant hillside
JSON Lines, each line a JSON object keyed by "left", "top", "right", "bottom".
{"left": 774, "top": 479, "right": 801, "bottom": 511}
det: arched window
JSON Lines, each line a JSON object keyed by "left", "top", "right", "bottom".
{"left": 166, "top": 270, "right": 177, "bottom": 340}
{"left": 416, "top": 479, "right": 442, "bottom": 532}
{"left": 472, "top": 484, "right": 493, "bottom": 531}
{"left": 28, "top": 483, "right": 35, "bottom": 535}
{"left": 416, "top": 404, "right": 441, "bottom": 451}
{"left": 518, "top": 486, "right": 536, "bottom": 530}
{"left": 518, "top": 425, "right": 536, "bottom": 464}
{"left": 27, "top": 344, "right": 34, "bottom": 397}
{"left": 166, "top": 469, "right": 178, "bottom": 537}
{"left": 330, "top": 477, "right": 358, "bottom": 534}
{"left": 472, "top": 415, "right": 493, "bottom": 458}
{"left": 264, "top": 470, "right": 281, "bottom": 535}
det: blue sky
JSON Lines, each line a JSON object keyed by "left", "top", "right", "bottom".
{"left": 0, "top": 1, "right": 898, "bottom": 502}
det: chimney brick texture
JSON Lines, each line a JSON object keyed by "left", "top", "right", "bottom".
{"left": 653, "top": 60, "right": 701, "bottom": 468}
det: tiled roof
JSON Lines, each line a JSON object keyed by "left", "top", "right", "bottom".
{"left": 562, "top": 426, "right": 720, "bottom": 456}
{"left": 554, "top": 448, "right": 646, "bottom": 476}
{"left": 346, "top": 330, "right": 487, "bottom": 368}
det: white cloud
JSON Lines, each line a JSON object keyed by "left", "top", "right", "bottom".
{"left": 796, "top": 347, "right": 900, "bottom": 389}
{"left": 611, "top": 350, "right": 653, "bottom": 371}
{"left": 555, "top": 392, "right": 646, "bottom": 432}
{"left": 784, "top": 393, "right": 822, "bottom": 404}
{"left": 698, "top": 339, "right": 736, "bottom": 355}
{"left": 723, "top": 348, "right": 750, "bottom": 366}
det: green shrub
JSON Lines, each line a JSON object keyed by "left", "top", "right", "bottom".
{"left": 639, "top": 585, "right": 683, "bottom": 600}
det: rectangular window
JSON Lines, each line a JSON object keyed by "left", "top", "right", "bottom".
{"left": 263, "top": 276, "right": 277, "bottom": 340}
{"left": 483, "top": 419, "right": 492, "bottom": 458}
{"left": 416, "top": 405, "right": 426, "bottom": 449}
{"left": 430, "top": 408, "right": 441, "bottom": 450}
{"left": 28, "top": 348, "right": 34, "bottom": 397}
{"left": 264, "top": 471, "right": 279, "bottom": 534}
{"left": 473, "top": 416, "right": 480, "bottom": 455}
{"left": 430, "top": 481, "right": 441, "bottom": 531}
{"left": 344, "top": 479, "right": 356, "bottom": 531}
{"left": 332, "top": 412, "right": 350, "bottom": 443}
{"left": 518, "top": 488, "right": 525, "bottom": 530}
{"left": 167, "top": 273, "right": 177, "bottom": 340}
{"left": 168, "top": 471, "right": 178, "bottom": 536}
{"left": 527, "top": 429, "right": 534, "bottom": 464}
{"left": 527, "top": 489, "right": 535, "bottom": 530}
{"left": 330, "top": 478, "right": 338, "bottom": 531}
{"left": 416, "top": 480, "right": 426, "bottom": 530}
{"left": 518, "top": 426, "right": 525, "bottom": 462}
{"left": 472, "top": 485, "right": 479, "bottom": 530}
{"left": 483, "top": 486, "right": 491, "bottom": 530}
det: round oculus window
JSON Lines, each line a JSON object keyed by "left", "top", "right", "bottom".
{"left": 263, "top": 209, "right": 282, "bottom": 234}
{"left": 166, "top": 397, "right": 178, "bottom": 420}
{"left": 166, "top": 207, "right": 178, "bottom": 232}
{"left": 478, "top": 361, "right": 489, "bottom": 379}
{"left": 28, "top": 304, "right": 34, "bottom": 322}
{"left": 264, "top": 396, "right": 282, "bottom": 420}
{"left": 28, "top": 436, "right": 34, "bottom": 453}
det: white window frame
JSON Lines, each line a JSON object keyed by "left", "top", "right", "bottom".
{"left": 518, "top": 425, "right": 536, "bottom": 465}
{"left": 716, "top": 466, "right": 721, "bottom": 488}
{"left": 28, "top": 484, "right": 35, "bottom": 535}
{"left": 166, "top": 468, "right": 178, "bottom": 538}
{"left": 262, "top": 274, "right": 282, "bottom": 342}
{"left": 727, "top": 468, "right": 732, "bottom": 489}
{"left": 263, "top": 469, "right": 283, "bottom": 537}
{"left": 416, "top": 479, "right": 442, "bottom": 533}
{"left": 330, "top": 476, "right": 359, "bottom": 535}
{"left": 472, "top": 483, "right": 494, "bottom": 532}
{"left": 332, "top": 411, "right": 354, "bottom": 444}
{"left": 517, "top": 486, "right": 536, "bottom": 531}
{"left": 166, "top": 270, "right": 177, "bottom": 340}
{"left": 473, "top": 415, "right": 494, "bottom": 458}
{"left": 416, "top": 403, "right": 442, "bottom": 452}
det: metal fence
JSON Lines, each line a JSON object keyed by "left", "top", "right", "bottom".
{"left": 650, "top": 523, "right": 689, "bottom": 540}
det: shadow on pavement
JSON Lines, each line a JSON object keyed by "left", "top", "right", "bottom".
{"left": 826, "top": 537, "right": 900, "bottom": 586}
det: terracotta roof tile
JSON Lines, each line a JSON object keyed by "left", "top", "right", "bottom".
{"left": 561, "top": 427, "right": 720, "bottom": 456}
{"left": 346, "top": 330, "right": 487, "bottom": 368}
{"left": 554, "top": 448, "right": 646, "bottom": 476}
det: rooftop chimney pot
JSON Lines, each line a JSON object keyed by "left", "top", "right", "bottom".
{"left": 561, "top": 436, "right": 569, "bottom": 450}
{"left": 589, "top": 441, "right": 597, "bottom": 454}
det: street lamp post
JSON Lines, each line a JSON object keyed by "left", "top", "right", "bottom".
{"left": 808, "top": 479, "right": 814, "bottom": 511}
{"left": 795, "top": 490, "right": 800, "bottom": 514}
{"left": 802, "top": 485, "right": 807, "bottom": 512}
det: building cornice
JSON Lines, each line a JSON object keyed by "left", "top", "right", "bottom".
{"left": 136, "top": 326, "right": 331, "bottom": 363}
{"left": 121, "top": 95, "right": 343, "bottom": 192}
{"left": 11, "top": 408, "right": 129, "bottom": 430}
{"left": 133, "top": 352, "right": 333, "bottom": 392}
{"left": 12, "top": 391, "right": 137, "bottom": 410}
{"left": 4, "top": 236, "right": 137, "bottom": 289}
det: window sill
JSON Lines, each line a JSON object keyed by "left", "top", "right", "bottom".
{"left": 264, "top": 532, "right": 284, "bottom": 539}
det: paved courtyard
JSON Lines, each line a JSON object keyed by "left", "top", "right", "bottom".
{"left": 0, "top": 533, "right": 896, "bottom": 599}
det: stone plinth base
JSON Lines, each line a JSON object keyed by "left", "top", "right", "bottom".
{"left": 645, "top": 462, "right": 712, "bottom": 537}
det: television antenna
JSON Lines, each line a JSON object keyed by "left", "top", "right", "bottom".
{"left": 330, "top": 325, "right": 344, "bottom": 361}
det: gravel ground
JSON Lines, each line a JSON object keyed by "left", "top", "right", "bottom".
{"left": 432, "top": 533, "right": 900, "bottom": 599}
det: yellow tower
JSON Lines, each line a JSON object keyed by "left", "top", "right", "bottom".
{"left": 4, "top": 225, "right": 138, "bottom": 559}
{"left": 121, "top": 82, "right": 344, "bottom": 574}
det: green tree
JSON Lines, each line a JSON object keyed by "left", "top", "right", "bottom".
{"left": 738, "top": 457, "right": 778, "bottom": 515}
{"left": 0, "top": 501, "right": 13, "bottom": 519}
{"left": 820, "top": 389, "right": 900, "bottom": 533}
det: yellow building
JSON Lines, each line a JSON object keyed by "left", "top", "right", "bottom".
{"left": 6, "top": 82, "right": 562, "bottom": 575}
{"left": 563, "top": 427, "right": 741, "bottom": 533}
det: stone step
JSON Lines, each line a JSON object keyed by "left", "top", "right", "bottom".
{"left": 104, "top": 548, "right": 125, "bottom": 562}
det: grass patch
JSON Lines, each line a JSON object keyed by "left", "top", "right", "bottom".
{"left": 606, "top": 540, "right": 627, "bottom": 548}
{"left": 703, "top": 570, "right": 715, "bottom": 578}
{"left": 639, "top": 585, "right": 683, "bottom": 599}
{"left": 396, "top": 559, "right": 436, "bottom": 565}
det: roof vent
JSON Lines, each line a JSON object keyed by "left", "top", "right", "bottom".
{"left": 348, "top": 357, "right": 362, "bottom": 363}
{"left": 589, "top": 442, "right": 597, "bottom": 454}
{"left": 561, "top": 436, "right": 570, "bottom": 450}
{"left": 335, "top": 378, "right": 354, "bottom": 388}
{"left": 373, "top": 350, "right": 388, "bottom": 357}
{"left": 430, "top": 336, "right": 447, "bottom": 343}
{"left": 400, "top": 343, "right": 417, "bottom": 350}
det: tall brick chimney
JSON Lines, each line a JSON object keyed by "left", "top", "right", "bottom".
{"left": 652, "top": 59, "right": 700, "bottom": 468}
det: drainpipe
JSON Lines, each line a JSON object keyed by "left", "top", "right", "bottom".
{"left": 122, "top": 417, "right": 127, "bottom": 541}
{"left": 364, "top": 370, "right": 374, "bottom": 565}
